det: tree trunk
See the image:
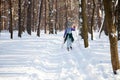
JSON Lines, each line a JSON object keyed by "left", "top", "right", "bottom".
{"left": 81, "top": 0, "right": 89, "bottom": 48}
{"left": 78, "top": 0, "right": 84, "bottom": 39}
{"left": 103, "top": 0, "right": 120, "bottom": 74}
{"left": 65, "top": 0, "right": 68, "bottom": 28}
{"left": 27, "top": 0, "right": 32, "bottom": 35}
{"left": 37, "top": 0, "right": 43, "bottom": 37}
{"left": 118, "top": 0, "right": 120, "bottom": 40}
{"left": 21, "top": 1, "right": 27, "bottom": 32}
{"left": 97, "top": 0, "right": 102, "bottom": 30}
{"left": 18, "top": 0, "right": 22, "bottom": 37}
{"left": 0, "top": 0, "right": 1, "bottom": 32}
{"left": 91, "top": 0, "right": 96, "bottom": 40}
{"left": 48, "top": 0, "right": 54, "bottom": 34}
{"left": 32, "top": 0, "right": 35, "bottom": 31}
{"left": 55, "top": 0, "right": 58, "bottom": 34}
{"left": 44, "top": 0, "right": 47, "bottom": 34}
{"left": 9, "top": 0, "right": 13, "bottom": 39}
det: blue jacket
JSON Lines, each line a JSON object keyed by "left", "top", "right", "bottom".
{"left": 63, "top": 27, "right": 75, "bottom": 43}
{"left": 64, "top": 27, "right": 75, "bottom": 38}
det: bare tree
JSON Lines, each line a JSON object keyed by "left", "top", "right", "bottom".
{"left": 55, "top": 0, "right": 58, "bottom": 34}
{"left": 65, "top": 0, "right": 68, "bottom": 28}
{"left": 117, "top": 0, "right": 120, "bottom": 40}
{"left": 103, "top": 0, "right": 120, "bottom": 74}
{"left": 27, "top": 0, "right": 32, "bottom": 35}
{"left": 48, "top": 0, "right": 54, "bottom": 34}
{"left": 9, "top": 0, "right": 13, "bottom": 39}
{"left": 90, "top": 0, "right": 96, "bottom": 40}
{"left": 18, "top": 0, "right": 22, "bottom": 37}
{"left": 44, "top": 0, "right": 47, "bottom": 33}
{"left": 0, "top": 0, "right": 1, "bottom": 32}
{"left": 81, "top": 0, "right": 89, "bottom": 48}
{"left": 37, "top": 0, "right": 43, "bottom": 37}
{"left": 78, "top": 0, "right": 84, "bottom": 39}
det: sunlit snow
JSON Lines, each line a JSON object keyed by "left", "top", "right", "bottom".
{"left": 0, "top": 30, "right": 120, "bottom": 80}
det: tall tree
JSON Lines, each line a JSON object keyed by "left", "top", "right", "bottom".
{"left": 90, "top": 0, "right": 96, "bottom": 40}
{"left": 18, "top": 0, "right": 22, "bottom": 37}
{"left": 118, "top": 0, "right": 120, "bottom": 40}
{"left": 44, "top": 0, "right": 47, "bottom": 34}
{"left": 78, "top": 0, "right": 84, "bottom": 38}
{"left": 20, "top": 0, "right": 27, "bottom": 33}
{"left": 103, "top": 0, "right": 120, "bottom": 74}
{"left": 48, "top": 0, "right": 54, "bottom": 34}
{"left": 0, "top": 0, "right": 1, "bottom": 32}
{"left": 81, "top": 0, "right": 89, "bottom": 48}
{"left": 55, "top": 0, "right": 58, "bottom": 34}
{"left": 9, "top": 0, "right": 13, "bottom": 39}
{"left": 97, "top": 0, "right": 102, "bottom": 30}
{"left": 27, "top": 0, "right": 32, "bottom": 35}
{"left": 32, "top": 0, "right": 35, "bottom": 31}
{"left": 65, "top": 0, "right": 68, "bottom": 28}
{"left": 37, "top": 0, "right": 43, "bottom": 37}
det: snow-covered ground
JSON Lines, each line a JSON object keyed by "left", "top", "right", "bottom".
{"left": 0, "top": 30, "right": 120, "bottom": 80}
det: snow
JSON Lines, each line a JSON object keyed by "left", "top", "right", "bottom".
{"left": 0, "top": 30, "right": 120, "bottom": 80}
{"left": 111, "top": 32, "right": 117, "bottom": 38}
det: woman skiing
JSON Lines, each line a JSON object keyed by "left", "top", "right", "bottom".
{"left": 63, "top": 21, "right": 75, "bottom": 51}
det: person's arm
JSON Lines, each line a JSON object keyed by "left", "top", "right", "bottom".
{"left": 71, "top": 26, "right": 75, "bottom": 31}
{"left": 63, "top": 29, "right": 67, "bottom": 38}
{"left": 71, "top": 28, "right": 75, "bottom": 31}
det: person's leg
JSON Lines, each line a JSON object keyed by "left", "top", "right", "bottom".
{"left": 67, "top": 38, "right": 71, "bottom": 51}
{"left": 68, "top": 34, "right": 73, "bottom": 50}
{"left": 69, "top": 39, "right": 72, "bottom": 49}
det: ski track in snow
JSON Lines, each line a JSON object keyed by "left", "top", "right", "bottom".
{"left": 0, "top": 31, "right": 120, "bottom": 80}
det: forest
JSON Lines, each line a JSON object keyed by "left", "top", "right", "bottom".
{"left": 0, "top": 0, "right": 120, "bottom": 75}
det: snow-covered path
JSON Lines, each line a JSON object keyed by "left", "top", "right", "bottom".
{"left": 0, "top": 31, "right": 120, "bottom": 80}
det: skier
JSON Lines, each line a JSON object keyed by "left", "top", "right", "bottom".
{"left": 63, "top": 21, "right": 75, "bottom": 51}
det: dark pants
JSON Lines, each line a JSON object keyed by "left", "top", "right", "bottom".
{"left": 64, "top": 33, "right": 74, "bottom": 43}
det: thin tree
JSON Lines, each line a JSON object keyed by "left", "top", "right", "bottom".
{"left": 97, "top": 0, "right": 102, "bottom": 30}
{"left": 27, "top": 0, "right": 32, "bottom": 35}
{"left": 20, "top": 0, "right": 27, "bottom": 33}
{"left": 37, "top": 0, "right": 43, "bottom": 37}
{"left": 103, "top": 0, "right": 120, "bottom": 74}
{"left": 32, "top": 0, "right": 35, "bottom": 31}
{"left": 9, "top": 0, "right": 13, "bottom": 39}
{"left": 18, "top": 0, "right": 22, "bottom": 37}
{"left": 44, "top": 0, "right": 47, "bottom": 34}
{"left": 65, "top": 0, "right": 68, "bottom": 28}
{"left": 90, "top": 0, "right": 96, "bottom": 40}
{"left": 48, "top": 0, "right": 54, "bottom": 34}
{"left": 81, "top": 0, "right": 89, "bottom": 48}
{"left": 55, "top": 0, "right": 58, "bottom": 34}
{"left": 117, "top": 0, "right": 120, "bottom": 40}
{"left": 78, "top": 0, "right": 84, "bottom": 39}
{"left": 0, "top": 0, "right": 1, "bottom": 32}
